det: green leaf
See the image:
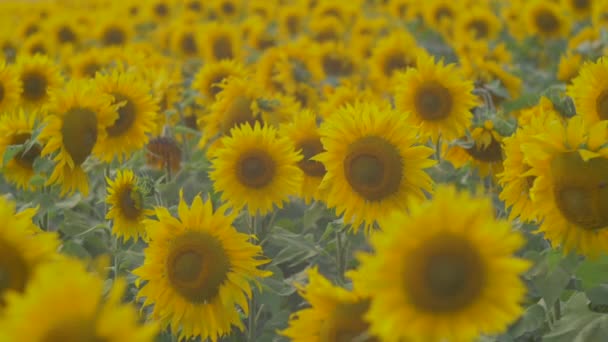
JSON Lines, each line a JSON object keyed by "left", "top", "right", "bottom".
{"left": 585, "top": 285, "right": 608, "bottom": 306}
{"left": 2, "top": 144, "right": 22, "bottom": 167}
{"left": 543, "top": 293, "right": 608, "bottom": 342}
{"left": 510, "top": 304, "right": 546, "bottom": 337}
{"left": 576, "top": 256, "right": 608, "bottom": 289}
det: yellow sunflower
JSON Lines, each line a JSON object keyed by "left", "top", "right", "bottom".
{"left": 567, "top": 56, "right": 608, "bottom": 123}
{"left": 209, "top": 122, "right": 303, "bottom": 216}
{"left": 318, "top": 82, "right": 377, "bottom": 119}
{"left": 169, "top": 22, "right": 202, "bottom": 59}
{"left": 317, "top": 102, "right": 435, "bottom": 233}
{"left": 192, "top": 59, "right": 248, "bottom": 105}
{"left": 310, "top": 16, "right": 345, "bottom": 44}
{"left": 202, "top": 23, "right": 241, "bottom": 63}
{"left": 524, "top": 116, "right": 608, "bottom": 258}
{"left": 97, "top": 18, "right": 133, "bottom": 47}
{"left": 562, "top": 0, "right": 591, "bottom": 19}
{"left": 524, "top": 0, "right": 570, "bottom": 40}
{"left": 277, "top": 4, "right": 306, "bottom": 40}
{"left": 39, "top": 80, "right": 117, "bottom": 197}
{"left": 134, "top": 192, "right": 271, "bottom": 341}
{"left": 280, "top": 110, "right": 326, "bottom": 204}
{"left": 0, "top": 62, "right": 22, "bottom": 113}
{"left": 349, "top": 185, "right": 530, "bottom": 342}
{"left": 394, "top": 55, "right": 477, "bottom": 143}
{"left": 499, "top": 102, "right": 561, "bottom": 223}
{"left": 68, "top": 47, "right": 110, "bottom": 79}
{"left": 315, "top": 42, "right": 360, "bottom": 81}
{"left": 453, "top": 6, "right": 502, "bottom": 42}
{"left": 93, "top": 71, "right": 157, "bottom": 162}
{"left": 213, "top": 0, "right": 242, "bottom": 20}
{"left": 445, "top": 120, "right": 505, "bottom": 177}
{"left": 422, "top": 0, "right": 458, "bottom": 36}
{"left": 557, "top": 52, "right": 583, "bottom": 84}
{"left": 15, "top": 54, "right": 63, "bottom": 110}
{"left": 0, "top": 258, "right": 158, "bottom": 341}
{"left": 106, "top": 169, "right": 152, "bottom": 243}
{"left": 0, "top": 195, "right": 59, "bottom": 307}
{"left": 280, "top": 267, "right": 376, "bottom": 341}
{"left": 0, "top": 110, "right": 43, "bottom": 191}
{"left": 22, "top": 33, "right": 52, "bottom": 57}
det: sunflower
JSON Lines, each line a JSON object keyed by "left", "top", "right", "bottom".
{"left": 453, "top": 6, "right": 502, "bottom": 41}
{"left": 199, "top": 76, "right": 264, "bottom": 147}
{"left": 317, "top": 102, "right": 435, "bottom": 233}
{"left": 93, "top": 71, "right": 157, "bottom": 162}
{"left": 445, "top": 120, "right": 505, "bottom": 177}
{"left": 145, "top": 136, "right": 182, "bottom": 174}
{"left": 39, "top": 80, "right": 117, "bottom": 197}
{"left": 280, "top": 267, "right": 376, "bottom": 341}
{"left": 394, "top": 55, "right": 477, "bottom": 143}
{"left": 0, "top": 110, "right": 43, "bottom": 191}
{"left": 45, "top": 15, "right": 82, "bottom": 49}
{"left": 422, "top": 0, "right": 458, "bottom": 36}
{"left": 0, "top": 195, "right": 59, "bottom": 307}
{"left": 315, "top": 42, "right": 360, "bottom": 81}
{"left": 280, "top": 111, "right": 326, "bottom": 204}
{"left": 557, "top": 52, "right": 583, "bottom": 83}
{"left": 15, "top": 54, "right": 63, "bottom": 110}
{"left": 593, "top": 0, "right": 608, "bottom": 26}
{"left": 499, "top": 102, "right": 561, "bottom": 223}
{"left": 134, "top": 191, "right": 271, "bottom": 341}
{"left": 255, "top": 47, "right": 298, "bottom": 94}
{"left": 387, "top": 0, "right": 420, "bottom": 21}
{"left": 106, "top": 170, "right": 152, "bottom": 243}
{"left": 369, "top": 31, "right": 426, "bottom": 92}
{"left": 524, "top": 116, "right": 608, "bottom": 258}
{"left": 278, "top": 5, "right": 306, "bottom": 40}
{"left": 567, "top": 57, "right": 608, "bottom": 123}
{"left": 310, "top": 16, "right": 345, "bottom": 43}
{"left": 213, "top": 0, "right": 242, "bottom": 20}
{"left": 168, "top": 21, "right": 203, "bottom": 59}
{"left": 349, "top": 185, "right": 530, "bottom": 342}
{"left": 209, "top": 122, "right": 303, "bottom": 216}
{"left": 202, "top": 23, "right": 241, "bottom": 63}
{"left": 562, "top": 0, "right": 592, "bottom": 19}
{"left": 68, "top": 47, "right": 109, "bottom": 79}
{"left": 192, "top": 59, "right": 248, "bottom": 105}
{"left": 524, "top": 0, "right": 570, "bottom": 40}
{"left": 0, "top": 62, "right": 22, "bottom": 113}
{"left": 0, "top": 258, "right": 158, "bottom": 341}
{"left": 22, "top": 33, "right": 51, "bottom": 57}
{"left": 148, "top": 0, "right": 174, "bottom": 23}
{"left": 98, "top": 19, "right": 133, "bottom": 47}
{"left": 318, "top": 82, "right": 378, "bottom": 119}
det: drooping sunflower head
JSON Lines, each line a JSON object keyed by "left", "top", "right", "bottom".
{"left": 210, "top": 122, "right": 303, "bottom": 216}
{"left": 134, "top": 191, "right": 271, "bottom": 341}
{"left": 0, "top": 195, "right": 59, "bottom": 307}
{"left": 567, "top": 56, "right": 608, "bottom": 123}
{"left": 93, "top": 70, "right": 158, "bottom": 162}
{"left": 0, "top": 258, "right": 158, "bottom": 341}
{"left": 525, "top": 0, "right": 570, "bottom": 39}
{"left": 317, "top": 102, "right": 436, "bottom": 233}
{"left": 202, "top": 23, "right": 241, "bottom": 63}
{"left": 0, "top": 62, "right": 22, "bottom": 112}
{"left": 281, "top": 267, "right": 376, "bottom": 341}
{"left": 0, "top": 110, "right": 43, "bottom": 191}
{"left": 369, "top": 30, "right": 425, "bottom": 91}
{"left": 192, "top": 59, "right": 248, "bottom": 105}
{"left": 349, "top": 185, "right": 530, "bottom": 342}
{"left": 394, "top": 55, "right": 477, "bottom": 143}
{"left": 39, "top": 80, "right": 117, "bottom": 197}
{"left": 106, "top": 169, "right": 152, "bottom": 243}
{"left": 280, "top": 110, "right": 326, "bottom": 204}
{"left": 145, "top": 136, "right": 182, "bottom": 174}
{"left": 15, "top": 54, "right": 64, "bottom": 110}
{"left": 524, "top": 116, "right": 608, "bottom": 258}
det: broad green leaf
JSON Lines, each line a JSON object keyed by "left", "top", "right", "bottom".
{"left": 576, "top": 256, "right": 608, "bottom": 289}
{"left": 543, "top": 293, "right": 608, "bottom": 342}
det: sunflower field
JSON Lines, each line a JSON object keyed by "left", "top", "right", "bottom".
{"left": 4, "top": 0, "right": 608, "bottom": 341}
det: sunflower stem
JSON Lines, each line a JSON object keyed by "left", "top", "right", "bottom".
{"left": 554, "top": 300, "right": 561, "bottom": 321}
{"left": 336, "top": 228, "right": 345, "bottom": 284}
{"left": 247, "top": 214, "right": 259, "bottom": 341}
{"left": 435, "top": 135, "right": 442, "bottom": 163}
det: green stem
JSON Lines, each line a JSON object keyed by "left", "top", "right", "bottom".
{"left": 336, "top": 229, "right": 345, "bottom": 284}
{"left": 247, "top": 214, "right": 259, "bottom": 342}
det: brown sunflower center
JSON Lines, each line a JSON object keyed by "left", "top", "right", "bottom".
{"left": 154, "top": 3, "right": 169, "bottom": 17}
{"left": 434, "top": 6, "right": 453, "bottom": 23}
{"left": 221, "top": 1, "right": 236, "bottom": 15}
{"left": 30, "top": 43, "right": 47, "bottom": 55}
{"left": 535, "top": 9, "right": 559, "bottom": 34}
{"left": 286, "top": 15, "right": 300, "bottom": 36}
{"left": 118, "top": 185, "right": 143, "bottom": 220}
{"left": 187, "top": 1, "right": 201, "bottom": 11}
{"left": 0, "top": 238, "right": 30, "bottom": 306}
{"left": 22, "top": 71, "right": 48, "bottom": 103}
{"left": 61, "top": 107, "right": 98, "bottom": 166}
{"left": 82, "top": 62, "right": 101, "bottom": 78}
{"left": 322, "top": 54, "right": 354, "bottom": 77}
{"left": 57, "top": 26, "right": 77, "bottom": 44}
{"left": 41, "top": 318, "right": 105, "bottom": 342}
{"left": 595, "top": 90, "right": 608, "bottom": 121}
{"left": 382, "top": 52, "right": 411, "bottom": 77}
{"left": 11, "top": 133, "right": 41, "bottom": 169}
{"left": 573, "top": 0, "right": 590, "bottom": 10}
{"left": 466, "top": 19, "right": 489, "bottom": 39}
{"left": 107, "top": 93, "right": 136, "bottom": 137}
{"left": 236, "top": 149, "right": 276, "bottom": 188}
{"left": 167, "top": 231, "right": 231, "bottom": 303}
{"left": 222, "top": 96, "right": 257, "bottom": 134}
{"left": 209, "top": 73, "right": 229, "bottom": 98}
{"left": 102, "top": 27, "right": 126, "bottom": 46}
{"left": 297, "top": 138, "right": 326, "bottom": 177}
{"left": 405, "top": 233, "right": 485, "bottom": 313}
{"left": 551, "top": 152, "right": 608, "bottom": 230}
{"left": 25, "top": 24, "right": 39, "bottom": 37}
{"left": 414, "top": 81, "right": 453, "bottom": 121}
{"left": 212, "top": 35, "right": 233, "bottom": 61}
{"left": 344, "top": 136, "right": 403, "bottom": 202}
{"left": 465, "top": 138, "right": 503, "bottom": 163}
{"left": 180, "top": 33, "right": 198, "bottom": 55}
{"left": 319, "top": 299, "right": 375, "bottom": 342}
{"left": 315, "top": 29, "right": 338, "bottom": 43}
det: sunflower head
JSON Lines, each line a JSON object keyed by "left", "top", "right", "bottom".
{"left": 106, "top": 169, "right": 152, "bottom": 242}
{"left": 349, "top": 185, "right": 530, "bottom": 342}
{"left": 202, "top": 23, "right": 240, "bottom": 63}
{"left": 369, "top": 30, "right": 424, "bottom": 91}
{"left": 192, "top": 59, "right": 248, "bottom": 105}
{"left": 394, "top": 55, "right": 477, "bottom": 143}
{"left": 134, "top": 191, "right": 271, "bottom": 340}
{"left": 145, "top": 136, "right": 182, "bottom": 174}
{"left": 567, "top": 57, "right": 608, "bottom": 123}
{"left": 0, "top": 62, "right": 22, "bottom": 112}
{"left": 15, "top": 54, "right": 64, "bottom": 110}
{"left": 525, "top": 1, "right": 570, "bottom": 39}
{"left": 210, "top": 122, "right": 303, "bottom": 216}
{"left": 317, "top": 101, "right": 435, "bottom": 233}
